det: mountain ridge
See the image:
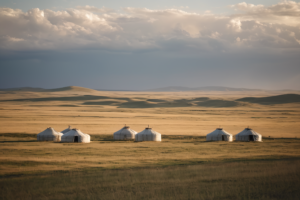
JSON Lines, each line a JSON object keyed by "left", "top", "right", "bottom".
{"left": 1, "top": 86, "right": 299, "bottom": 92}
{"left": 0, "top": 86, "right": 98, "bottom": 93}
{"left": 147, "top": 86, "right": 265, "bottom": 92}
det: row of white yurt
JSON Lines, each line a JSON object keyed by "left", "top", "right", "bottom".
{"left": 113, "top": 125, "right": 162, "bottom": 142}
{"left": 37, "top": 127, "right": 63, "bottom": 142}
{"left": 37, "top": 126, "right": 90, "bottom": 143}
{"left": 206, "top": 128, "right": 262, "bottom": 142}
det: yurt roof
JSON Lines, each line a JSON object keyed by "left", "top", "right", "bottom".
{"left": 114, "top": 126, "right": 137, "bottom": 134}
{"left": 61, "top": 125, "right": 71, "bottom": 134}
{"left": 137, "top": 126, "right": 161, "bottom": 135}
{"left": 207, "top": 128, "right": 232, "bottom": 136}
{"left": 236, "top": 128, "right": 261, "bottom": 136}
{"left": 38, "top": 127, "right": 63, "bottom": 136}
{"left": 63, "top": 128, "right": 89, "bottom": 137}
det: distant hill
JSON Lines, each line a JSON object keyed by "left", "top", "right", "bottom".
{"left": 0, "top": 86, "right": 98, "bottom": 93}
{"left": 1, "top": 86, "right": 298, "bottom": 93}
{"left": 46, "top": 86, "right": 98, "bottom": 93}
{"left": 236, "top": 94, "right": 300, "bottom": 105}
{"left": 147, "top": 86, "right": 264, "bottom": 92}
{"left": 0, "top": 87, "right": 45, "bottom": 92}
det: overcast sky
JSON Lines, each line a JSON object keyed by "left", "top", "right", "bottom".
{"left": 0, "top": 0, "right": 300, "bottom": 90}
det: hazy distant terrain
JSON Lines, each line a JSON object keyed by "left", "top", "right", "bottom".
{"left": 147, "top": 86, "right": 300, "bottom": 92}
{"left": 3, "top": 85, "right": 300, "bottom": 93}
{"left": 2, "top": 86, "right": 300, "bottom": 108}
{"left": 0, "top": 86, "right": 99, "bottom": 93}
{"left": 147, "top": 86, "right": 265, "bottom": 92}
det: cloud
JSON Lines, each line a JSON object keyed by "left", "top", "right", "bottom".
{"left": 76, "top": 5, "right": 114, "bottom": 13}
{"left": 0, "top": 1, "right": 300, "bottom": 52}
{"left": 231, "top": 1, "right": 300, "bottom": 26}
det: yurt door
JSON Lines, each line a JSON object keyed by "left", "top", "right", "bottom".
{"left": 222, "top": 135, "right": 225, "bottom": 141}
{"left": 249, "top": 135, "right": 254, "bottom": 141}
{"left": 74, "top": 136, "right": 79, "bottom": 142}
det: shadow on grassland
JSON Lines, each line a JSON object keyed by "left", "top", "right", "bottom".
{"left": 83, "top": 101, "right": 124, "bottom": 105}
{"left": 117, "top": 101, "right": 194, "bottom": 108}
{"left": 196, "top": 100, "right": 246, "bottom": 107}
{"left": 116, "top": 99, "right": 244, "bottom": 108}
{"left": 4, "top": 93, "right": 248, "bottom": 108}
{"left": 237, "top": 94, "right": 300, "bottom": 105}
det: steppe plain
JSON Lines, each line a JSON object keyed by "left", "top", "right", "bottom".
{"left": 0, "top": 86, "right": 300, "bottom": 200}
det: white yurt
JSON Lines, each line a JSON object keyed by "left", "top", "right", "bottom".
{"left": 61, "top": 125, "right": 72, "bottom": 134}
{"left": 61, "top": 128, "right": 90, "bottom": 143}
{"left": 37, "top": 127, "right": 63, "bottom": 142}
{"left": 235, "top": 128, "right": 262, "bottom": 142}
{"left": 114, "top": 125, "right": 137, "bottom": 140}
{"left": 135, "top": 126, "right": 161, "bottom": 142}
{"left": 206, "top": 128, "right": 233, "bottom": 142}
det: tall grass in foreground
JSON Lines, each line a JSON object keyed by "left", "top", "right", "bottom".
{"left": 1, "top": 159, "right": 300, "bottom": 200}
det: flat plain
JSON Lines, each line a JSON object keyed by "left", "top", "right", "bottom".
{"left": 0, "top": 87, "right": 300, "bottom": 199}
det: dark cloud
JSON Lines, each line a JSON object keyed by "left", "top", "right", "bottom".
{"left": 0, "top": 1, "right": 300, "bottom": 90}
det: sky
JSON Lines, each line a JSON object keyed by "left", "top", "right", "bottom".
{"left": 0, "top": 0, "right": 300, "bottom": 90}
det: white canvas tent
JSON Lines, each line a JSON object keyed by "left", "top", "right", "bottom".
{"left": 235, "top": 128, "right": 262, "bottom": 142}
{"left": 37, "top": 127, "right": 63, "bottom": 142}
{"left": 206, "top": 128, "right": 233, "bottom": 141}
{"left": 61, "top": 128, "right": 90, "bottom": 143}
{"left": 135, "top": 127, "right": 161, "bottom": 142}
{"left": 61, "top": 125, "right": 72, "bottom": 134}
{"left": 114, "top": 125, "right": 137, "bottom": 140}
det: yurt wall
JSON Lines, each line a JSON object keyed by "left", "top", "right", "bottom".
{"left": 135, "top": 127, "right": 161, "bottom": 142}
{"left": 235, "top": 128, "right": 262, "bottom": 142}
{"left": 206, "top": 128, "right": 233, "bottom": 142}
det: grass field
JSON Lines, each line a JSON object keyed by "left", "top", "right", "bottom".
{"left": 0, "top": 133, "right": 300, "bottom": 200}
{"left": 1, "top": 134, "right": 300, "bottom": 176}
{"left": 0, "top": 89, "right": 300, "bottom": 199}
{"left": 1, "top": 159, "right": 300, "bottom": 200}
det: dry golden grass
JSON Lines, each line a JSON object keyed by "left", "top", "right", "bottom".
{"left": 0, "top": 159, "right": 299, "bottom": 200}
{"left": 0, "top": 90, "right": 299, "bottom": 137}
{"left": 0, "top": 134, "right": 300, "bottom": 176}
